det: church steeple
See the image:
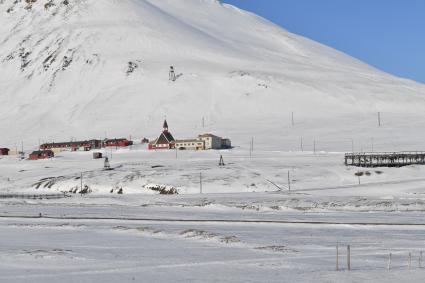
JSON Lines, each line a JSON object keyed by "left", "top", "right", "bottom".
{"left": 163, "top": 119, "right": 169, "bottom": 133}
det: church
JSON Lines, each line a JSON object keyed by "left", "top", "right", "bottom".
{"left": 148, "top": 120, "right": 176, "bottom": 150}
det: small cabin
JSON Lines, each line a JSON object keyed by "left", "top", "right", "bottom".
{"left": 29, "top": 150, "right": 54, "bottom": 160}
{"left": 0, "top": 148, "right": 10, "bottom": 156}
{"left": 93, "top": 152, "right": 103, "bottom": 159}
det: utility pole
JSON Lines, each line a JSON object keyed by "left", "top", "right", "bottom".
{"left": 249, "top": 137, "right": 254, "bottom": 158}
{"left": 378, "top": 112, "right": 382, "bottom": 127}
{"left": 200, "top": 172, "right": 203, "bottom": 194}
{"left": 287, "top": 171, "right": 291, "bottom": 191}
{"left": 80, "top": 172, "right": 83, "bottom": 192}
{"left": 300, "top": 137, "right": 304, "bottom": 152}
{"left": 202, "top": 117, "right": 205, "bottom": 128}
{"left": 291, "top": 112, "right": 294, "bottom": 127}
{"left": 336, "top": 242, "right": 339, "bottom": 271}
{"left": 313, "top": 139, "right": 316, "bottom": 154}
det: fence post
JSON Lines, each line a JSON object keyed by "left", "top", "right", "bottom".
{"left": 300, "top": 137, "right": 304, "bottom": 152}
{"left": 287, "top": 171, "right": 291, "bottom": 192}
{"left": 388, "top": 253, "right": 392, "bottom": 270}
{"left": 409, "top": 252, "right": 412, "bottom": 270}
{"left": 347, "top": 245, "right": 351, "bottom": 271}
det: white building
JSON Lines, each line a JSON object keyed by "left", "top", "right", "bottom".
{"left": 198, "top": 134, "right": 224, "bottom": 150}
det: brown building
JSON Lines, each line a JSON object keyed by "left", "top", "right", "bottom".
{"left": 0, "top": 148, "right": 10, "bottom": 156}
{"left": 29, "top": 150, "right": 54, "bottom": 160}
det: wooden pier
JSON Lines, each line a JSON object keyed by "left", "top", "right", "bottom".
{"left": 345, "top": 152, "right": 425, "bottom": 167}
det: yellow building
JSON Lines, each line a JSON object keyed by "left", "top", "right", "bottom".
{"left": 175, "top": 139, "right": 205, "bottom": 150}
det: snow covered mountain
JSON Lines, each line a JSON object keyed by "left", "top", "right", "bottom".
{"left": 1, "top": 0, "right": 425, "bottom": 149}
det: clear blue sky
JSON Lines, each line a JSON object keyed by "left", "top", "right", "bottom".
{"left": 223, "top": 0, "right": 425, "bottom": 84}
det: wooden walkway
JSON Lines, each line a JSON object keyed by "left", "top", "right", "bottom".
{"left": 345, "top": 152, "right": 425, "bottom": 167}
{"left": 0, "top": 193, "right": 69, "bottom": 200}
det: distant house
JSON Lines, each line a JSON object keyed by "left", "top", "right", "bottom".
{"left": 0, "top": 148, "right": 10, "bottom": 156}
{"left": 175, "top": 139, "right": 205, "bottom": 150}
{"left": 29, "top": 150, "right": 54, "bottom": 160}
{"left": 141, "top": 138, "right": 150, "bottom": 144}
{"left": 103, "top": 138, "right": 133, "bottom": 147}
{"left": 7, "top": 149, "right": 22, "bottom": 156}
{"left": 40, "top": 140, "right": 101, "bottom": 152}
{"left": 148, "top": 120, "right": 175, "bottom": 150}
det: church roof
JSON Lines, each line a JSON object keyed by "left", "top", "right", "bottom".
{"left": 151, "top": 131, "right": 175, "bottom": 145}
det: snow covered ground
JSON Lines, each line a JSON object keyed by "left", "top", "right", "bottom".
{"left": 1, "top": 202, "right": 425, "bottom": 282}
{"left": 1, "top": 144, "right": 425, "bottom": 282}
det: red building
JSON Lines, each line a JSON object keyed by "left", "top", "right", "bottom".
{"left": 103, "top": 138, "right": 133, "bottom": 147}
{"left": 148, "top": 120, "right": 175, "bottom": 150}
{"left": 29, "top": 150, "right": 54, "bottom": 160}
{"left": 40, "top": 140, "right": 101, "bottom": 151}
{"left": 0, "top": 148, "right": 10, "bottom": 156}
